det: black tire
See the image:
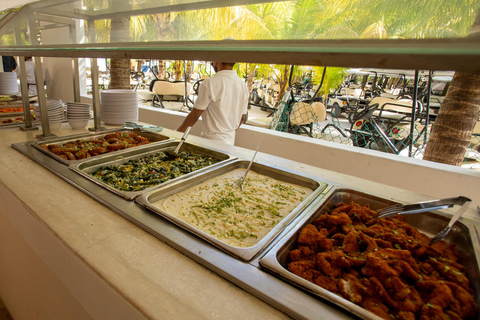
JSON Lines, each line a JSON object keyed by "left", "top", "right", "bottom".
{"left": 347, "top": 111, "right": 356, "bottom": 124}
{"left": 252, "top": 91, "right": 261, "bottom": 104}
{"left": 331, "top": 102, "right": 342, "bottom": 118}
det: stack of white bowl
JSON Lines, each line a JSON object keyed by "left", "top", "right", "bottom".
{"left": 0, "top": 72, "right": 19, "bottom": 95}
{"left": 100, "top": 89, "right": 138, "bottom": 125}
{"left": 33, "top": 99, "right": 64, "bottom": 130}
{"left": 66, "top": 102, "right": 91, "bottom": 129}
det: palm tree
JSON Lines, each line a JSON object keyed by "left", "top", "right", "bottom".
{"left": 423, "top": 9, "right": 480, "bottom": 165}
{"left": 109, "top": 16, "right": 130, "bottom": 89}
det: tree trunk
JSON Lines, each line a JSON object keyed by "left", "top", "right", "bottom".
{"left": 109, "top": 16, "right": 130, "bottom": 89}
{"left": 174, "top": 60, "right": 183, "bottom": 81}
{"left": 109, "top": 59, "right": 131, "bottom": 89}
{"left": 186, "top": 61, "right": 193, "bottom": 81}
{"left": 276, "top": 65, "right": 290, "bottom": 103}
{"left": 423, "top": 10, "right": 480, "bottom": 166}
{"left": 158, "top": 60, "right": 167, "bottom": 79}
{"left": 246, "top": 64, "right": 255, "bottom": 92}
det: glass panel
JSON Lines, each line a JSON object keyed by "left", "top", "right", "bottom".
{"left": 0, "top": 0, "right": 478, "bottom": 48}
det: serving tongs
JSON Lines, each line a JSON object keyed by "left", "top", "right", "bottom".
{"left": 376, "top": 196, "right": 472, "bottom": 243}
{"left": 235, "top": 141, "right": 260, "bottom": 192}
{"left": 376, "top": 196, "right": 471, "bottom": 218}
{"left": 123, "top": 122, "right": 163, "bottom": 132}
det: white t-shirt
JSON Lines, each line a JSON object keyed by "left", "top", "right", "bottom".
{"left": 16, "top": 59, "right": 51, "bottom": 96}
{"left": 193, "top": 70, "right": 249, "bottom": 145}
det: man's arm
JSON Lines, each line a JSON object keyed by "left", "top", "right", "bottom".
{"left": 237, "top": 114, "right": 246, "bottom": 130}
{"left": 177, "top": 108, "right": 204, "bottom": 132}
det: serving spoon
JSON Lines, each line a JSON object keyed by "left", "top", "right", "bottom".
{"left": 235, "top": 141, "right": 260, "bottom": 192}
{"left": 166, "top": 126, "right": 191, "bottom": 157}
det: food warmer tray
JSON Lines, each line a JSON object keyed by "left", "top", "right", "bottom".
{"left": 259, "top": 187, "right": 480, "bottom": 320}
{"left": 29, "top": 128, "right": 173, "bottom": 165}
{"left": 69, "top": 140, "right": 237, "bottom": 200}
{"left": 135, "top": 160, "right": 329, "bottom": 261}
{"left": 0, "top": 112, "right": 38, "bottom": 128}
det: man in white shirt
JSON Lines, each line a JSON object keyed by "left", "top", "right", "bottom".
{"left": 16, "top": 57, "right": 51, "bottom": 96}
{"left": 177, "top": 61, "right": 249, "bottom": 145}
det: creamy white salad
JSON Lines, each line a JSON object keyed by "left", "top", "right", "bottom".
{"left": 152, "top": 169, "right": 313, "bottom": 248}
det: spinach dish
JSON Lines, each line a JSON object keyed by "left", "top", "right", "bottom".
{"left": 90, "top": 151, "right": 220, "bottom": 191}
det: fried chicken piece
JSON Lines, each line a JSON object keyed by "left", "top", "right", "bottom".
{"left": 331, "top": 232, "right": 344, "bottom": 246}
{"left": 345, "top": 254, "right": 366, "bottom": 269}
{"left": 289, "top": 245, "right": 317, "bottom": 262}
{"left": 289, "top": 249, "right": 302, "bottom": 262}
{"left": 427, "top": 259, "right": 471, "bottom": 291}
{"left": 348, "top": 204, "right": 377, "bottom": 223}
{"left": 64, "top": 151, "right": 76, "bottom": 160}
{"left": 50, "top": 147, "right": 64, "bottom": 155}
{"left": 359, "top": 232, "right": 378, "bottom": 253}
{"left": 316, "top": 250, "right": 345, "bottom": 277}
{"left": 389, "top": 260, "right": 420, "bottom": 281}
{"left": 287, "top": 260, "right": 316, "bottom": 278}
{"left": 444, "top": 310, "right": 462, "bottom": 320}
{"left": 317, "top": 228, "right": 334, "bottom": 251}
{"left": 445, "top": 281, "right": 478, "bottom": 318}
{"left": 341, "top": 224, "right": 354, "bottom": 234}
{"left": 374, "top": 238, "right": 394, "bottom": 249}
{"left": 342, "top": 230, "right": 359, "bottom": 253}
{"left": 297, "top": 224, "right": 320, "bottom": 249}
{"left": 431, "top": 241, "right": 460, "bottom": 261}
{"left": 301, "top": 268, "right": 322, "bottom": 282}
{"left": 297, "top": 224, "right": 333, "bottom": 252}
{"left": 361, "top": 297, "right": 391, "bottom": 320}
{"left": 416, "top": 280, "right": 454, "bottom": 310}
{"left": 337, "top": 274, "right": 365, "bottom": 304}
{"left": 314, "top": 211, "right": 353, "bottom": 228}
{"left": 332, "top": 202, "right": 354, "bottom": 214}
{"left": 418, "top": 303, "right": 450, "bottom": 320}
{"left": 369, "top": 277, "right": 421, "bottom": 313}
{"left": 104, "top": 132, "right": 121, "bottom": 140}
{"left": 383, "top": 276, "right": 411, "bottom": 301}
{"left": 397, "top": 311, "right": 415, "bottom": 320}
{"left": 313, "top": 275, "right": 338, "bottom": 293}
{"left": 370, "top": 248, "right": 416, "bottom": 264}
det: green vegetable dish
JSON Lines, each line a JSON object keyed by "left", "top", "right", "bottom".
{"left": 90, "top": 151, "right": 220, "bottom": 191}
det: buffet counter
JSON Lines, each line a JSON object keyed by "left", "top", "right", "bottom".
{"left": 1, "top": 122, "right": 479, "bottom": 320}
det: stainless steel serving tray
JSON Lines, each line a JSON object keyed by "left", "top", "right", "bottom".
{"left": 29, "top": 128, "right": 172, "bottom": 165}
{"left": 259, "top": 187, "right": 480, "bottom": 320}
{"left": 69, "top": 141, "right": 236, "bottom": 200}
{"left": 0, "top": 111, "right": 38, "bottom": 128}
{"left": 135, "top": 160, "right": 329, "bottom": 261}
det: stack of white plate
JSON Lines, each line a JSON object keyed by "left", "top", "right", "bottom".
{"left": 0, "top": 72, "right": 19, "bottom": 95}
{"left": 33, "top": 99, "right": 64, "bottom": 130}
{"left": 100, "top": 89, "right": 138, "bottom": 125}
{"left": 66, "top": 102, "right": 91, "bottom": 129}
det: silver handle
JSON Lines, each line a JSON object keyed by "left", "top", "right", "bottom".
{"left": 396, "top": 196, "right": 469, "bottom": 215}
{"left": 446, "top": 199, "right": 472, "bottom": 229}
{"left": 240, "top": 141, "right": 261, "bottom": 184}
{"left": 174, "top": 126, "right": 191, "bottom": 154}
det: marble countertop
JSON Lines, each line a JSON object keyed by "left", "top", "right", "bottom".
{"left": 1, "top": 122, "right": 478, "bottom": 319}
